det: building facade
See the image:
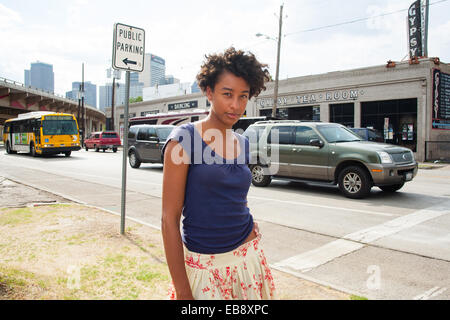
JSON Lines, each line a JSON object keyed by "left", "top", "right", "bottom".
{"left": 107, "top": 58, "right": 450, "bottom": 162}
{"left": 251, "top": 58, "right": 449, "bottom": 162}
{"left": 24, "top": 62, "right": 54, "bottom": 93}
{"left": 105, "top": 91, "right": 209, "bottom": 138}
{"left": 99, "top": 81, "right": 144, "bottom": 112}
{"left": 66, "top": 81, "right": 97, "bottom": 108}
{"left": 138, "top": 53, "right": 166, "bottom": 88}
{"left": 143, "top": 82, "right": 191, "bottom": 101}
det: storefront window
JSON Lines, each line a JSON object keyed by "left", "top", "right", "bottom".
{"left": 361, "top": 98, "right": 417, "bottom": 151}
{"left": 330, "top": 103, "right": 354, "bottom": 127}
{"left": 259, "top": 106, "right": 320, "bottom": 121}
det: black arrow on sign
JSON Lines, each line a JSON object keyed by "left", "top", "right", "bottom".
{"left": 123, "top": 58, "right": 137, "bottom": 65}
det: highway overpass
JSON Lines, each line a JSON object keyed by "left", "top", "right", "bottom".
{"left": 0, "top": 77, "right": 106, "bottom": 138}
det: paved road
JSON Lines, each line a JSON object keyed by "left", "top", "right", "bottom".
{"left": 1, "top": 148, "right": 449, "bottom": 300}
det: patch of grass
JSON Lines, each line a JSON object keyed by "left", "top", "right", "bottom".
{"left": 134, "top": 269, "right": 164, "bottom": 283}
{"left": 75, "top": 253, "right": 169, "bottom": 299}
{"left": 0, "top": 208, "right": 34, "bottom": 226}
{"left": 51, "top": 204, "right": 73, "bottom": 208}
{"left": 0, "top": 204, "right": 171, "bottom": 299}
{"left": 350, "top": 295, "right": 369, "bottom": 300}
{"left": 64, "top": 233, "right": 87, "bottom": 245}
{"left": 0, "top": 266, "right": 36, "bottom": 293}
{"left": 40, "top": 229, "right": 60, "bottom": 236}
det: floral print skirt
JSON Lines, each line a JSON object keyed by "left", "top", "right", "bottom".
{"left": 169, "top": 231, "right": 276, "bottom": 300}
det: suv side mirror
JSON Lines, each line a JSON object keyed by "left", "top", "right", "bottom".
{"left": 149, "top": 136, "right": 160, "bottom": 143}
{"left": 310, "top": 139, "right": 324, "bottom": 148}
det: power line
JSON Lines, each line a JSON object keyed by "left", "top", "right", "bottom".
{"left": 285, "top": 0, "right": 449, "bottom": 37}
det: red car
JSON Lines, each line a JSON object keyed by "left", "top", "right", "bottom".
{"left": 84, "top": 131, "right": 121, "bottom": 152}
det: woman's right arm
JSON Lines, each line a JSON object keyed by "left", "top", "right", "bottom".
{"left": 161, "top": 140, "right": 193, "bottom": 300}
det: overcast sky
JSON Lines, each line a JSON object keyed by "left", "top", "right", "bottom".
{"left": 0, "top": 0, "right": 449, "bottom": 100}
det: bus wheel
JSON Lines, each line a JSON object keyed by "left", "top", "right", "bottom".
{"left": 30, "top": 143, "right": 37, "bottom": 157}
{"left": 65, "top": 151, "right": 72, "bottom": 157}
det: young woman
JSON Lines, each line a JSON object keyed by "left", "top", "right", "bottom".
{"left": 161, "top": 47, "right": 275, "bottom": 300}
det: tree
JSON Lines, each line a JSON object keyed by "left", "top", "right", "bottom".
{"left": 129, "top": 96, "right": 143, "bottom": 103}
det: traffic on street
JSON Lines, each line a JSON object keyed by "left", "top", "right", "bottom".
{"left": 1, "top": 147, "right": 449, "bottom": 300}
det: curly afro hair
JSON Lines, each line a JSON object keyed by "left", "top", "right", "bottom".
{"left": 196, "top": 47, "right": 270, "bottom": 99}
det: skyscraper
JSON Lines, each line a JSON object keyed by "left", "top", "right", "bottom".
{"left": 138, "top": 53, "right": 166, "bottom": 87}
{"left": 24, "top": 62, "right": 54, "bottom": 93}
{"left": 66, "top": 81, "right": 97, "bottom": 108}
{"left": 99, "top": 83, "right": 117, "bottom": 112}
{"left": 191, "top": 80, "right": 200, "bottom": 93}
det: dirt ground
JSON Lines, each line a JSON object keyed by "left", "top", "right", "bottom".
{"left": 0, "top": 177, "right": 350, "bottom": 300}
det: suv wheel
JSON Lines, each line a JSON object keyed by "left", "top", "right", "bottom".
{"left": 379, "top": 183, "right": 404, "bottom": 193}
{"left": 250, "top": 164, "right": 272, "bottom": 187}
{"left": 129, "top": 150, "right": 141, "bottom": 169}
{"left": 338, "top": 166, "right": 372, "bottom": 199}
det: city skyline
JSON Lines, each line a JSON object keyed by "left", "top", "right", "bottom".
{"left": 24, "top": 61, "right": 54, "bottom": 93}
{"left": 1, "top": 0, "right": 449, "bottom": 100}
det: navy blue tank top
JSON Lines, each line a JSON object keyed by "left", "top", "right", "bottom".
{"left": 162, "top": 122, "right": 254, "bottom": 254}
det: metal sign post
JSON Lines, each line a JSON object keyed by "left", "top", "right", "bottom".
{"left": 120, "top": 71, "right": 130, "bottom": 235}
{"left": 112, "top": 22, "right": 145, "bottom": 235}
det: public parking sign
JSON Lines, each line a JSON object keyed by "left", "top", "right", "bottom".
{"left": 113, "top": 23, "right": 145, "bottom": 72}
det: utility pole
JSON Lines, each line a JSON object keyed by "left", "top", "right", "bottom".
{"left": 111, "top": 77, "right": 115, "bottom": 131}
{"left": 77, "top": 84, "right": 81, "bottom": 130}
{"left": 81, "top": 63, "right": 85, "bottom": 147}
{"left": 272, "top": 4, "right": 283, "bottom": 118}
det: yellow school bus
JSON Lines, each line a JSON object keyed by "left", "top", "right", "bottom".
{"left": 3, "top": 111, "right": 81, "bottom": 157}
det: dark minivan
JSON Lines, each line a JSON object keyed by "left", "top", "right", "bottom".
{"left": 127, "top": 124, "right": 175, "bottom": 168}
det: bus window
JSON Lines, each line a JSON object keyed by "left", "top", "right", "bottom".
{"left": 43, "top": 119, "right": 78, "bottom": 135}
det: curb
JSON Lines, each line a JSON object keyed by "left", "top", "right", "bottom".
{"left": 418, "top": 164, "right": 448, "bottom": 170}
{"left": 1, "top": 174, "right": 161, "bottom": 231}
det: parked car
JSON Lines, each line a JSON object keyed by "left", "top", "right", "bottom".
{"left": 84, "top": 131, "right": 121, "bottom": 152}
{"left": 127, "top": 124, "right": 175, "bottom": 168}
{"left": 243, "top": 120, "right": 418, "bottom": 199}
{"left": 350, "top": 127, "right": 384, "bottom": 142}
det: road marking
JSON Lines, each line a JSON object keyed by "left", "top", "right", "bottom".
{"left": 249, "top": 195, "right": 395, "bottom": 217}
{"left": 1, "top": 161, "right": 163, "bottom": 187}
{"left": 274, "top": 200, "right": 450, "bottom": 273}
{"left": 413, "top": 287, "right": 448, "bottom": 300}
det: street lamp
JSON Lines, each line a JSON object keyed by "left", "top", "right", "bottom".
{"left": 256, "top": 4, "right": 284, "bottom": 119}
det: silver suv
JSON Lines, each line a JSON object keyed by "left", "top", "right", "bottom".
{"left": 243, "top": 120, "right": 418, "bottom": 199}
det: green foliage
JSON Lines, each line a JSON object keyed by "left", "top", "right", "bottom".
{"left": 129, "top": 96, "right": 143, "bottom": 103}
